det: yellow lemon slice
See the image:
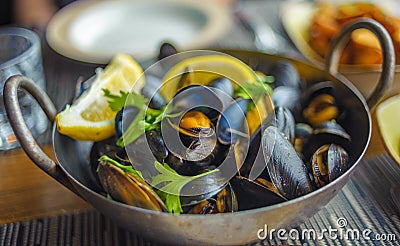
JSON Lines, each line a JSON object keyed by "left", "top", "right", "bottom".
{"left": 56, "top": 53, "right": 145, "bottom": 141}
{"left": 160, "top": 55, "right": 258, "bottom": 101}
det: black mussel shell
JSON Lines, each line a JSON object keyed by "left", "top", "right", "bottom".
{"left": 217, "top": 98, "right": 250, "bottom": 145}
{"left": 170, "top": 85, "right": 223, "bottom": 121}
{"left": 188, "top": 183, "right": 237, "bottom": 214}
{"left": 142, "top": 74, "right": 166, "bottom": 109}
{"left": 272, "top": 86, "right": 301, "bottom": 112}
{"left": 165, "top": 141, "right": 229, "bottom": 176}
{"left": 89, "top": 136, "right": 120, "bottom": 191}
{"left": 97, "top": 160, "right": 167, "bottom": 211}
{"left": 240, "top": 125, "right": 268, "bottom": 180}
{"left": 146, "top": 130, "right": 169, "bottom": 162}
{"left": 157, "top": 42, "right": 178, "bottom": 61}
{"left": 262, "top": 126, "right": 314, "bottom": 199}
{"left": 115, "top": 106, "right": 140, "bottom": 138}
{"left": 268, "top": 61, "right": 301, "bottom": 89}
{"left": 294, "top": 123, "right": 313, "bottom": 155}
{"left": 303, "top": 121, "right": 351, "bottom": 161}
{"left": 311, "top": 144, "right": 349, "bottom": 188}
{"left": 125, "top": 131, "right": 166, "bottom": 179}
{"left": 313, "top": 121, "right": 351, "bottom": 141}
{"left": 271, "top": 106, "right": 296, "bottom": 144}
{"left": 230, "top": 176, "right": 286, "bottom": 210}
{"left": 208, "top": 77, "right": 234, "bottom": 108}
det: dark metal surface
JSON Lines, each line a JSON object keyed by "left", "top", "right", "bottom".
{"left": 1, "top": 154, "right": 398, "bottom": 245}
{"left": 3, "top": 75, "right": 79, "bottom": 194}
{"left": 4, "top": 47, "right": 378, "bottom": 244}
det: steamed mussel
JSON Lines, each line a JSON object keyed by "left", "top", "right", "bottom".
{"left": 89, "top": 55, "right": 353, "bottom": 215}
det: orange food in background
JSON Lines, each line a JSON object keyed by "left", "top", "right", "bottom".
{"left": 308, "top": 2, "right": 400, "bottom": 65}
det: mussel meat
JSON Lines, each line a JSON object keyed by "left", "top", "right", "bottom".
{"left": 188, "top": 183, "right": 238, "bottom": 214}
{"left": 311, "top": 144, "right": 349, "bottom": 188}
{"left": 301, "top": 81, "right": 342, "bottom": 126}
{"left": 97, "top": 159, "right": 167, "bottom": 211}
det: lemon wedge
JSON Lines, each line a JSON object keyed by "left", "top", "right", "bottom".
{"left": 56, "top": 53, "right": 145, "bottom": 141}
{"left": 160, "top": 55, "right": 258, "bottom": 101}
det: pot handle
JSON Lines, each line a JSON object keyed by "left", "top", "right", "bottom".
{"left": 3, "top": 75, "right": 80, "bottom": 195}
{"left": 326, "top": 18, "right": 395, "bottom": 109}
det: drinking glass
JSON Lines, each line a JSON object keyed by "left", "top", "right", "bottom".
{"left": 0, "top": 27, "right": 47, "bottom": 150}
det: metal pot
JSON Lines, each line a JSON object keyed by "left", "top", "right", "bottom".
{"left": 3, "top": 19, "right": 395, "bottom": 245}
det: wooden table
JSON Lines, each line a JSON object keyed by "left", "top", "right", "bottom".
{"left": 0, "top": 36, "right": 96, "bottom": 225}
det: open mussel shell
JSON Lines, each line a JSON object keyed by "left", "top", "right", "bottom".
{"left": 188, "top": 183, "right": 238, "bottom": 214}
{"left": 240, "top": 106, "right": 295, "bottom": 179}
{"left": 303, "top": 121, "right": 351, "bottom": 161}
{"left": 97, "top": 160, "right": 167, "bottom": 212}
{"left": 313, "top": 121, "right": 351, "bottom": 141}
{"left": 311, "top": 144, "right": 349, "bottom": 188}
{"left": 301, "top": 81, "right": 344, "bottom": 126}
{"left": 262, "top": 126, "right": 314, "bottom": 200}
{"left": 271, "top": 106, "right": 295, "bottom": 144}
{"left": 162, "top": 111, "right": 218, "bottom": 170}
{"left": 177, "top": 170, "right": 228, "bottom": 207}
{"left": 230, "top": 176, "right": 286, "bottom": 211}
{"left": 216, "top": 98, "right": 250, "bottom": 145}
{"left": 176, "top": 110, "right": 215, "bottom": 139}
{"left": 169, "top": 84, "right": 223, "bottom": 121}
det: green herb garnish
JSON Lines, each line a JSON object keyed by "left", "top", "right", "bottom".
{"left": 103, "top": 89, "right": 182, "bottom": 147}
{"left": 233, "top": 77, "right": 273, "bottom": 112}
{"left": 151, "top": 161, "right": 218, "bottom": 214}
{"left": 98, "top": 155, "right": 144, "bottom": 180}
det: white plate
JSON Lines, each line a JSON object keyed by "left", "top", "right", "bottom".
{"left": 279, "top": 0, "right": 398, "bottom": 71}
{"left": 46, "top": 0, "right": 232, "bottom": 64}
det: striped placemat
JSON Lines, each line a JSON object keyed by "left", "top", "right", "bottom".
{"left": 1, "top": 154, "right": 399, "bottom": 246}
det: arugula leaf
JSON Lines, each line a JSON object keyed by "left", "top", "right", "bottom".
{"left": 116, "top": 111, "right": 146, "bottom": 146}
{"left": 98, "top": 155, "right": 144, "bottom": 180}
{"left": 257, "top": 74, "right": 275, "bottom": 84}
{"left": 103, "top": 89, "right": 182, "bottom": 147}
{"left": 156, "top": 190, "right": 182, "bottom": 214}
{"left": 150, "top": 161, "right": 218, "bottom": 214}
{"left": 102, "top": 88, "right": 148, "bottom": 112}
{"left": 233, "top": 78, "right": 273, "bottom": 112}
{"left": 234, "top": 80, "right": 273, "bottom": 101}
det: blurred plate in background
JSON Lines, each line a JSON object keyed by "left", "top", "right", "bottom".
{"left": 280, "top": 0, "right": 400, "bottom": 99}
{"left": 46, "top": 0, "right": 232, "bottom": 64}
